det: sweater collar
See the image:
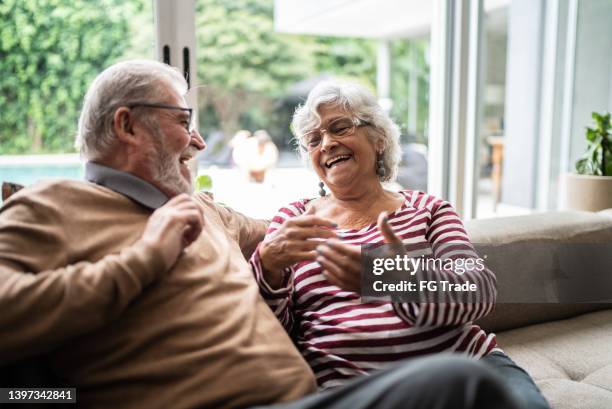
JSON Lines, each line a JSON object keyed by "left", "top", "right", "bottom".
{"left": 84, "top": 162, "right": 169, "bottom": 210}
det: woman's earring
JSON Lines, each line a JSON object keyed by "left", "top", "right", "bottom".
{"left": 376, "top": 154, "right": 386, "bottom": 178}
{"left": 318, "top": 181, "right": 326, "bottom": 197}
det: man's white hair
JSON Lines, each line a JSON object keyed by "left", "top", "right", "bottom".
{"left": 75, "top": 59, "right": 187, "bottom": 160}
{"left": 292, "top": 80, "right": 402, "bottom": 182}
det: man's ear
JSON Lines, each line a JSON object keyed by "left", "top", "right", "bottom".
{"left": 113, "top": 107, "right": 139, "bottom": 147}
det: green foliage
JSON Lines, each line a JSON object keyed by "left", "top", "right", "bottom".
{"left": 0, "top": 0, "right": 431, "bottom": 155}
{"left": 197, "top": 0, "right": 312, "bottom": 95}
{"left": 310, "top": 37, "right": 377, "bottom": 86}
{"left": 195, "top": 174, "right": 213, "bottom": 191}
{"left": 390, "top": 39, "right": 430, "bottom": 143}
{"left": 575, "top": 111, "right": 612, "bottom": 176}
{"left": 195, "top": 0, "right": 381, "bottom": 143}
{"left": 0, "top": 0, "right": 141, "bottom": 154}
{"left": 196, "top": 0, "right": 314, "bottom": 139}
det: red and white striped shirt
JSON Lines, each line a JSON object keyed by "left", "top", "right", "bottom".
{"left": 250, "top": 190, "right": 498, "bottom": 389}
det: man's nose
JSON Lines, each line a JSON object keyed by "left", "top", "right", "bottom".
{"left": 191, "top": 129, "right": 206, "bottom": 151}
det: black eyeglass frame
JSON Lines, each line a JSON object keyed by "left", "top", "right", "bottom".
{"left": 127, "top": 102, "right": 194, "bottom": 133}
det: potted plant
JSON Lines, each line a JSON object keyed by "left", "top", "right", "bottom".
{"left": 565, "top": 111, "right": 612, "bottom": 211}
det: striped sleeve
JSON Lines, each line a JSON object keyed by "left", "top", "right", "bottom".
{"left": 393, "top": 192, "right": 497, "bottom": 327}
{"left": 249, "top": 201, "right": 306, "bottom": 334}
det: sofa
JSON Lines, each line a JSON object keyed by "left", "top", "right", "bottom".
{"left": 471, "top": 210, "right": 612, "bottom": 409}
{"left": 2, "top": 180, "right": 611, "bottom": 408}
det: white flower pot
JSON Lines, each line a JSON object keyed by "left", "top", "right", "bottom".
{"left": 564, "top": 173, "right": 612, "bottom": 211}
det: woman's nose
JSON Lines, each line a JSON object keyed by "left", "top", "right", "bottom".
{"left": 319, "top": 131, "right": 337, "bottom": 152}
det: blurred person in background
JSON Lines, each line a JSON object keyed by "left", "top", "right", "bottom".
{"left": 247, "top": 129, "right": 279, "bottom": 183}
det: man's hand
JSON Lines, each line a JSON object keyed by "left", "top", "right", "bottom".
{"left": 139, "top": 194, "right": 204, "bottom": 271}
{"left": 318, "top": 212, "right": 403, "bottom": 293}
{"left": 259, "top": 206, "right": 338, "bottom": 289}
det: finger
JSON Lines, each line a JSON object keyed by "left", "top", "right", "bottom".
{"left": 290, "top": 250, "right": 318, "bottom": 263}
{"left": 285, "top": 226, "right": 339, "bottom": 241}
{"left": 291, "top": 216, "right": 338, "bottom": 228}
{"left": 275, "top": 241, "right": 331, "bottom": 260}
{"left": 316, "top": 243, "right": 361, "bottom": 273}
{"left": 276, "top": 240, "right": 328, "bottom": 256}
{"left": 184, "top": 223, "right": 202, "bottom": 244}
{"left": 182, "top": 225, "right": 198, "bottom": 246}
{"left": 178, "top": 209, "right": 204, "bottom": 236}
{"left": 321, "top": 268, "right": 344, "bottom": 289}
{"left": 182, "top": 222, "right": 203, "bottom": 247}
{"left": 318, "top": 259, "right": 358, "bottom": 292}
{"left": 377, "top": 212, "right": 403, "bottom": 245}
{"left": 165, "top": 193, "right": 193, "bottom": 206}
{"left": 174, "top": 205, "right": 205, "bottom": 224}
{"left": 171, "top": 199, "right": 204, "bottom": 219}
{"left": 317, "top": 256, "right": 346, "bottom": 281}
{"left": 167, "top": 196, "right": 206, "bottom": 216}
{"left": 173, "top": 200, "right": 202, "bottom": 212}
{"left": 324, "top": 239, "right": 361, "bottom": 259}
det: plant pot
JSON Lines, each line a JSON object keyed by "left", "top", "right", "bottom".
{"left": 564, "top": 173, "right": 612, "bottom": 211}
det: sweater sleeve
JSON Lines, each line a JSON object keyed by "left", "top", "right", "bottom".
{"left": 0, "top": 195, "right": 167, "bottom": 365}
{"left": 197, "top": 192, "right": 269, "bottom": 260}
{"left": 393, "top": 193, "right": 497, "bottom": 327}
{"left": 249, "top": 203, "right": 306, "bottom": 335}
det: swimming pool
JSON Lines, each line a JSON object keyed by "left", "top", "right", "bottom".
{"left": 0, "top": 155, "right": 83, "bottom": 203}
{"left": 1, "top": 164, "right": 83, "bottom": 186}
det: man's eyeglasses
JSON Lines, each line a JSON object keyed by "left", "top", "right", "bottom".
{"left": 301, "top": 117, "right": 370, "bottom": 151}
{"left": 128, "top": 103, "right": 195, "bottom": 133}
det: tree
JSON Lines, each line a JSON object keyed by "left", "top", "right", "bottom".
{"left": 311, "top": 37, "right": 377, "bottom": 87}
{"left": 1, "top": 0, "right": 416, "bottom": 155}
{"left": 196, "top": 0, "right": 316, "bottom": 140}
{"left": 196, "top": 0, "right": 380, "bottom": 143}
{"left": 390, "top": 39, "right": 430, "bottom": 143}
{"left": 0, "top": 0, "right": 142, "bottom": 154}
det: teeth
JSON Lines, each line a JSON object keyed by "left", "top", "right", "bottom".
{"left": 326, "top": 155, "right": 351, "bottom": 168}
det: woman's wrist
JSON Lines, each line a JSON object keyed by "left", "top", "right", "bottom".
{"left": 259, "top": 243, "right": 288, "bottom": 289}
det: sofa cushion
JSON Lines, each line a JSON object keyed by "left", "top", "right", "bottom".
{"left": 496, "top": 309, "right": 612, "bottom": 409}
{"left": 599, "top": 208, "right": 612, "bottom": 218}
{"left": 477, "top": 303, "right": 610, "bottom": 333}
{"left": 466, "top": 211, "right": 612, "bottom": 244}
{"left": 467, "top": 211, "right": 612, "bottom": 332}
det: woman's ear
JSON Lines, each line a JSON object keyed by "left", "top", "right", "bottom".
{"left": 113, "top": 107, "right": 139, "bottom": 147}
{"left": 375, "top": 135, "right": 386, "bottom": 153}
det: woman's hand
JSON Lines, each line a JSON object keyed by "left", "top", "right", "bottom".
{"left": 318, "top": 212, "right": 403, "bottom": 293}
{"left": 259, "top": 206, "right": 338, "bottom": 288}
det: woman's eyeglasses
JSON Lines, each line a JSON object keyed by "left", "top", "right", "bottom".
{"left": 301, "top": 117, "right": 370, "bottom": 151}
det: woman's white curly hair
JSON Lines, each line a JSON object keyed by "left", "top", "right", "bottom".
{"left": 292, "top": 80, "right": 401, "bottom": 182}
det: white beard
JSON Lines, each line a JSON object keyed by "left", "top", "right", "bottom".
{"left": 150, "top": 129, "right": 193, "bottom": 196}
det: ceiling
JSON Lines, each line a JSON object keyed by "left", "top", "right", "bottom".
{"left": 274, "top": 0, "right": 511, "bottom": 40}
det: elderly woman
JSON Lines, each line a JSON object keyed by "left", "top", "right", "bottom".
{"left": 250, "top": 81, "right": 549, "bottom": 409}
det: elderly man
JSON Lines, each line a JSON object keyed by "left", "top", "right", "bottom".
{"left": 0, "top": 60, "right": 519, "bottom": 409}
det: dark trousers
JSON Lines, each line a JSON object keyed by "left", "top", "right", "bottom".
{"left": 482, "top": 351, "right": 551, "bottom": 409}
{"left": 254, "top": 354, "right": 523, "bottom": 409}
